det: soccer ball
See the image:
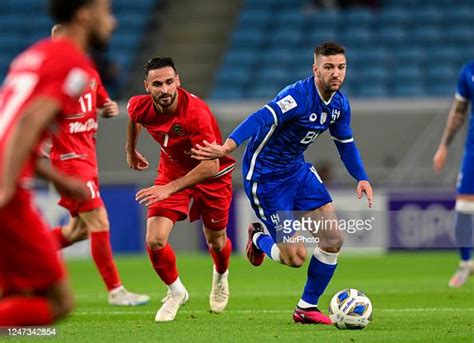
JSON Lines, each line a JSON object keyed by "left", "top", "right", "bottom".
{"left": 329, "top": 288, "right": 372, "bottom": 330}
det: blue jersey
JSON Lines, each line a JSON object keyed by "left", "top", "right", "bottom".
{"left": 455, "top": 61, "right": 474, "bottom": 154}
{"left": 229, "top": 77, "right": 367, "bottom": 183}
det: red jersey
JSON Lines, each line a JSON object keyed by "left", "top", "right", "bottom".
{"left": 49, "top": 65, "right": 109, "bottom": 178}
{"left": 127, "top": 88, "right": 235, "bottom": 178}
{"left": 0, "top": 38, "right": 92, "bottom": 196}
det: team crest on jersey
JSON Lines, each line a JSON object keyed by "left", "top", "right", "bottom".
{"left": 320, "top": 112, "right": 327, "bottom": 125}
{"left": 172, "top": 124, "right": 185, "bottom": 136}
{"left": 276, "top": 95, "right": 297, "bottom": 113}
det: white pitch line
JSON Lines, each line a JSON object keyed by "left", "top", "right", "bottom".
{"left": 73, "top": 308, "right": 474, "bottom": 315}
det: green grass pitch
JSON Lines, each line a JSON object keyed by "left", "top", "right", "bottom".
{"left": 54, "top": 252, "right": 473, "bottom": 342}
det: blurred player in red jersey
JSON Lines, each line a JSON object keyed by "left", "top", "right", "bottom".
{"left": 127, "top": 57, "right": 235, "bottom": 322}
{"left": 0, "top": 0, "right": 117, "bottom": 326}
{"left": 46, "top": 24, "right": 149, "bottom": 306}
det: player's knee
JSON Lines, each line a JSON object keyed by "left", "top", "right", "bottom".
{"left": 146, "top": 234, "right": 167, "bottom": 250}
{"left": 206, "top": 235, "right": 226, "bottom": 251}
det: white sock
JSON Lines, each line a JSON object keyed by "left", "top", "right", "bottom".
{"left": 168, "top": 276, "right": 186, "bottom": 295}
{"left": 314, "top": 247, "right": 338, "bottom": 265}
{"left": 270, "top": 245, "right": 282, "bottom": 263}
{"left": 252, "top": 232, "right": 264, "bottom": 247}
{"left": 109, "top": 285, "right": 125, "bottom": 294}
{"left": 297, "top": 299, "right": 317, "bottom": 309}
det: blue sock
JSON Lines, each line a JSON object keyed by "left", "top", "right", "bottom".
{"left": 300, "top": 249, "right": 338, "bottom": 307}
{"left": 255, "top": 233, "right": 279, "bottom": 261}
{"left": 454, "top": 212, "right": 473, "bottom": 261}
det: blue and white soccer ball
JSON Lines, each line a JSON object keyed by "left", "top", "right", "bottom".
{"left": 329, "top": 288, "right": 373, "bottom": 330}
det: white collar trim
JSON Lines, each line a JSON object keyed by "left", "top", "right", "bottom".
{"left": 315, "top": 80, "right": 336, "bottom": 106}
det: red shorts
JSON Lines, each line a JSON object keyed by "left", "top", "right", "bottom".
{"left": 148, "top": 173, "right": 233, "bottom": 231}
{"left": 0, "top": 189, "right": 65, "bottom": 294}
{"left": 58, "top": 176, "right": 104, "bottom": 217}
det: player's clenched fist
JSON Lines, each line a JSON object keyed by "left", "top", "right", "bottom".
{"left": 101, "top": 100, "right": 119, "bottom": 118}
{"left": 127, "top": 150, "right": 150, "bottom": 170}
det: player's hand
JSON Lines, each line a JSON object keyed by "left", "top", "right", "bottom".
{"left": 53, "top": 176, "right": 90, "bottom": 201}
{"left": 101, "top": 100, "right": 119, "bottom": 118}
{"left": 135, "top": 185, "right": 173, "bottom": 206}
{"left": 357, "top": 180, "right": 373, "bottom": 208}
{"left": 191, "top": 139, "right": 234, "bottom": 160}
{"left": 433, "top": 145, "right": 448, "bottom": 174}
{"left": 127, "top": 150, "right": 150, "bottom": 170}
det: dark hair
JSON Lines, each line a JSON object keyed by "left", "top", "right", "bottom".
{"left": 144, "top": 57, "right": 177, "bottom": 77}
{"left": 314, "top": 41, "right": 346, "bottom": 57}
{"left": 48, "top": 0, "right": 94, "bottom": 23}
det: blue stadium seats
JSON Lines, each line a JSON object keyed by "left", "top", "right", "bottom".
{"left": 212, "top": 0, "right": 473, "bottom": 98}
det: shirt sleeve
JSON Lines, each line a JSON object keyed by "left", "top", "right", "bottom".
{"left": 329, "top": 98, "right": 354, "bottom": 143}
{"left": 94, "top": 71, "right": 110, "bottom": 107}
{"left": 455, "top": 64, "right": 472, "bottom": 102}
{"left": 329, "top": 99, "right": 369, "bottom": 182}
{"left": 127, "top": 96, "right": 141, "bottom": 123}
{"left": 229, "top": 86, "right": 305, "bottom": 146}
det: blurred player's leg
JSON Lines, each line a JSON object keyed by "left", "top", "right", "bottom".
{"left": 203, "top": 227, "right": 231, "bottom": 313}
{"left": 51, "top": 216, "right": 88, "bottom": 249}
{"left": 449, "top": 206, "right": 474, "bottom": 288}
{"left": 146, "top": 216, "right": 188, "bottom": 322}
{"left": 80, "top": 207, "right": 149, "bottom": 305}
{"left": 247, "top": 223, "right": 279, "bottom": 265}
{"left": 0, "top": 195, "right": 74, "bottom": 325}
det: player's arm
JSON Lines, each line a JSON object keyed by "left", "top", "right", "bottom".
{"left": 35, "top": 158, "right": 89, "bottom": 201}
{"left": 135, "top": 159, "right": 219, "bottom": 206}
{"left": 192, "top": 93, "right": 300, "bottom": 160}
{"left": 99, "top": 98, "right": 119, "bottom": 118}
{"left": 0, "top": 97, "right": 60, "bottom": 205}
{"left": 330, "top": 101, "right": 373, "bottom": 208}
{"left": 126, "top": 118, "right": 149, "bottom": 170}
{"left": 433, "top": 98, "right": 469, "bottom": 173}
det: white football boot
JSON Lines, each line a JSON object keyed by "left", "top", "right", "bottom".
{"left": 108, "top": 286, "right": 150, "bottom": 306}
{"left": 209, "top": 266, "right": 229, "bottom": 313}
{"left": 448, "top": 260, "right": 473, "bottom": 288}
{"left": 155, "top": 289, "right": 189, "bottom": 322}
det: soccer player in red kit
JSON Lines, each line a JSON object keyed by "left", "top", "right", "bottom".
{"left": 127, "top": 57, "right": 235, "bottom": 322}
{"left": 0, "top": 0, "right": 116, "bottom": 326}
{"left": 46, "top": 24, "right": 149, "bottom": 306}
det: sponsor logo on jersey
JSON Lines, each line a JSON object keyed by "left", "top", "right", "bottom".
{"left": 69, "top": 118, "right": 98, "bottom": 133}
{"left": 63, "top": 67, "right": 89, "bottom": 97}
{"left": 320, "top": 112, "right": 327, "bottom": 125}
{"left": 172, "top": 123, "right": 185, "bottom": 136}
{"left": 276, "top": 95, "right": 297, "bottom": 113}
{"left": 331, "top": 109, "right": 341, "bottom": 123}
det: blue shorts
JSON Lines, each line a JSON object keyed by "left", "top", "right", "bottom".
{"left": 244, "top": 163, "right": 332, "bottom": 241}
{"left": 457, "top": 151, "right": 474, "bottom": 195}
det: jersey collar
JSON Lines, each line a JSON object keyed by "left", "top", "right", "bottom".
{"left": 313, "top": 77, "right": 336, "bottom": 106}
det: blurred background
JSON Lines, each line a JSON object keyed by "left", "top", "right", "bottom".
{"left": 2, "top": 0, "right": 471, "bottom": 255}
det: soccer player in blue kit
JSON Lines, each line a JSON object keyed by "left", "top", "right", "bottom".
{"left": 192, "top": 42, "right": 373, "bottom": 324}
{"left": 434, "top": 61, "right": 474, "bottom": 288}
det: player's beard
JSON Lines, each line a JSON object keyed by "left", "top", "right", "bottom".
{"left": 156, "top": 92, "right": 177, "bottom": 108}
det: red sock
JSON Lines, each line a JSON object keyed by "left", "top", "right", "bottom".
{"left": 90, "top": 231, "right": 122, "bottom": 291}
{"left": 0, "top": 296, "right": 53, "bottom": 326}
{"left": 146, "top": 243, "right": 179, "bottom": 285}
{"left": 209, "top": 238, "right": 232, "bottom": 274}
{"left": 51, "top": 226, "right": 71, "bottom": 249}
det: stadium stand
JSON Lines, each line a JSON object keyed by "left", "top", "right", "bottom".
{"left": 211, "top": 0, "right": 474, "bottom": 99}
{"left": 0, "top": 0, "right": 157, "bottom": 94}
